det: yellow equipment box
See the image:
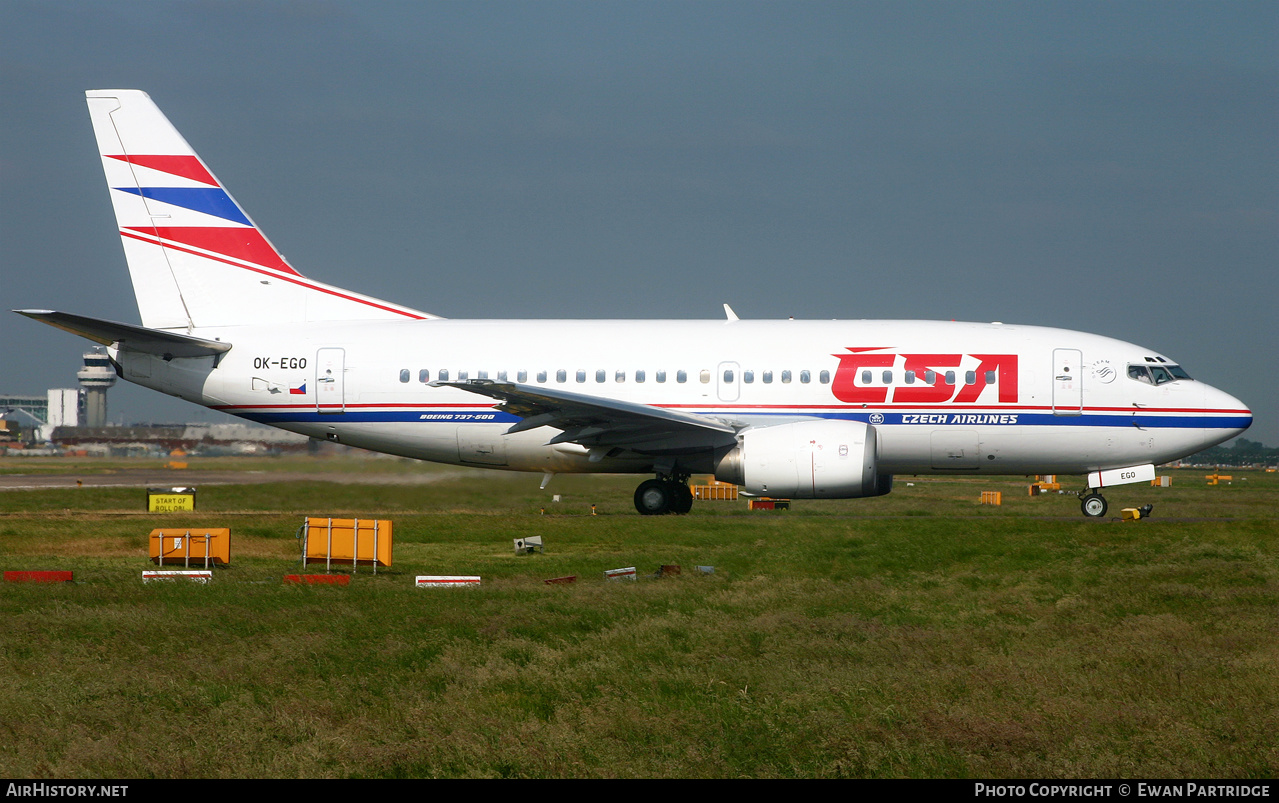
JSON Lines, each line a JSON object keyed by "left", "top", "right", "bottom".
{"left": 302, "top": 518, "right": 393, "bottom": 568}
{"left": 149, "top": 528, "right": 230, "bottom": 566}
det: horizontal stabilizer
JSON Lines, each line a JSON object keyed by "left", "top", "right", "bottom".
{"left": 14, "top": 310, "right": 231, "bottom": 358}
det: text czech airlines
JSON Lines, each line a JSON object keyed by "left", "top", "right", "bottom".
{"left": 900, "top": 413, "right": 1019, "bottom": 425}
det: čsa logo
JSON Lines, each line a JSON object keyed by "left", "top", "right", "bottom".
{"left": 831, "top": 347, "right": 1018, "bottom": 404}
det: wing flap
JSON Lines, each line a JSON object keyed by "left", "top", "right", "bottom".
{"left": 437, "top": 379, "right": 738, "bottom": 451}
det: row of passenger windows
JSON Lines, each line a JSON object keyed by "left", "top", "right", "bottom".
{"left": 397, "top": 367, "right": 999, "bottom": 387}
{"left": 870, "top": 369, "right": 997, "bottom": 386}
{"left": 398, "top": 368, "right": 830, "bottom": 384}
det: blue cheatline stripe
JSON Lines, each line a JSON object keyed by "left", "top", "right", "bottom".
{"left": 232, "top": 409, "right": 1249, "bottom": 429}
{"left": 778, "top": 411, "right": 1251, "bottom": 429}
{"left": 114, "top": 187, "right": 252, "bottom": 226}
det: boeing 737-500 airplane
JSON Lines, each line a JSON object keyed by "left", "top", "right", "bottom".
{"left": 18, "top": 90, "right": 1253, "bottom": 516}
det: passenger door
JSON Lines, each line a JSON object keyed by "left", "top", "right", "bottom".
{"left": 315, "top": 348, "right": 345, "bottom": 414}
{"left": 1052, "top": 348, "right": 1082, "bottom": 415}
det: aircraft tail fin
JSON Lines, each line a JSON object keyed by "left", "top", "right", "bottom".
{"left": 85, "top": 90, "right": 436, "bottom": 330}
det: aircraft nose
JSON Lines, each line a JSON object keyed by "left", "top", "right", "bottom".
{"left": 1201, "top": 383, "right": 1252, "bottom": 448}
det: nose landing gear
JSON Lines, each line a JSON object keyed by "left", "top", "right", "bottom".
{"left": 1080, "top": 491, "right": 1108, "bottom": 518}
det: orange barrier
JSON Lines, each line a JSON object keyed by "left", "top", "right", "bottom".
{"left": 149, "top": 528, "right": 230, "bottom": 567}
{"left": 692, "top": 483, "right": 739, "bottom": 500}
{"left": 302, "top": 518, "right": 393, "bottom": 572}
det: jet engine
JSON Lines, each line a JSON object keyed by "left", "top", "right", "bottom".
{"left": 714, "top": 419, "right": 892, "bottom": 499}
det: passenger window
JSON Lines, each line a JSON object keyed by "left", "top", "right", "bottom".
{"left": 399, "top": 369, "right": 410, "bottom": 383}
{"left": 677, "top": 370, "right": 687, "bottom": 383}
{"left": 743, "top": 370, "right": 754, "bottom": 383}
{"left": 781, "top": 370, "right": 792, "bottom": 383}
{"left": 556, "top": 369, "right": 566, "bottom": 383}
{"left": 419, "top": 369, "right": 430, "bottom": 383}
{"left": 439, "top": 369, "right": 450, "bottom": 381}
{"left": 985, "top": 370, "right": 996, "bottom": 384}
{"left": 763, "top": 371, "right": 773, "bottom": 384}
{"left": 656, "top": 370, "right": 666, "bottom": 383}
{"left": 819, "top": 370, "right": 830, "bottom": 384}
{"left": 636, "top": 370, "right": 646, "bottom": 383}
{"left": 596, "top": 369, "right": 606, "bottom": 383}
{"left": 700, "top": 370, "right": 711, "bottom": 384}
{"left": 536, "top": 370, "right": 546, "bottom": 383}
{"left": 861, "top": 370, "right": 872, "bottom": 384}
{"left": 517, "top": 370, "right": 527, "bottom": 382}
{"left": 477, "top": 370, "right": 488, "bottom": 380}
{"left": 924, "top": 370, "right": 935, "bottom": 385}
{"left": 723, "top": 369, "right": 734, "bottom": 383}
{"left": 496, "top": 370, "right": 507, "bottom": 381}
{"left": 882, "top": 370, "right": 892, "bottom": 384}
{"left": 800, "top": 370, "right": 811, "bottom": 384}
{"left": 944, "top": 371, "right": 955, "bottom": 385}
{"left": 905, "top": 370, "right": 916, "bottom": 384}
{"left": 616, "top": 370, "right": 626, "bottom": 383}
{"left": 458, "top": 370, "right": 468, "bottom": 380}
{"left": 965, "top": 371, "right": 976, "bottom": 385}
{"left": 576, "top": 370, "right": 586, "bottom": 383}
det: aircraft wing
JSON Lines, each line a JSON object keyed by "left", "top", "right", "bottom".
{"left": 15, "top": 310, "right": 232, "bottom": 358}
{"left": 437, "top": 379, "right": 740, "bottom": 452}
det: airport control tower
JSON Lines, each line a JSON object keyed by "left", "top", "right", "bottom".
{"left": 76, "top": 350, "right": 116, "bottom": 428}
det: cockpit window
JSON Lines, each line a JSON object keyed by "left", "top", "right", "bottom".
{"left": 1128, "top": 364, "right": 1191, "bottom": 385}
{"left": 1129, "top": 365, "right": 1152, "bottom": 384}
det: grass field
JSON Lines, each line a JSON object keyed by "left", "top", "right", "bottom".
{"left": 1, "top": 457, "right": 1275, "bottom": 778}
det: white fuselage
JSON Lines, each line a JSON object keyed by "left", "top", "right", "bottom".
{"left": 111, "top": 317, "right": 1252, "bottom": 478}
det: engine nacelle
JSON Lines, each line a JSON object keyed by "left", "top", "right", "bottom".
{"left": 714, "top": 419, "right": 892, "bottom": 499}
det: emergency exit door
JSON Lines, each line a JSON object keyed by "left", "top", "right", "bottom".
{"left": 717, "top": 361, "right": 740, "bottom": 402}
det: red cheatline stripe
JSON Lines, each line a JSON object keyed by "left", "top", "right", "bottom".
{"left": 119, "top": 229, "right": 426, "bottom": 320}
{"left": 106, "top": 154, "right": 218, "bottom": 186}
{"left": 209, "top": 401, "right": 1245, "bottom": 416}
{"left": 211, "top": 403, "right": 493, "bottom": 410}
{"left": 126, "top": 226, "right": 300, "bottom": 276}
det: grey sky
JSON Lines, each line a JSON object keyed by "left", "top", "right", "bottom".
{"left": 2, "top": 1, "right": 1275, "bottom": 444}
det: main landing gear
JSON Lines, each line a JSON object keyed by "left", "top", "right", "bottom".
{"left": 1079, "top": 491, "right": 1108, "bottom": 518}
{"left": 634, "top": 475, "right": 693, "bottom": 516}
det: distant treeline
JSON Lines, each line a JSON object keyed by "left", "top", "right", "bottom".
{"left": 1189, "top": 438, "right": 1278, "bottom": 466}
